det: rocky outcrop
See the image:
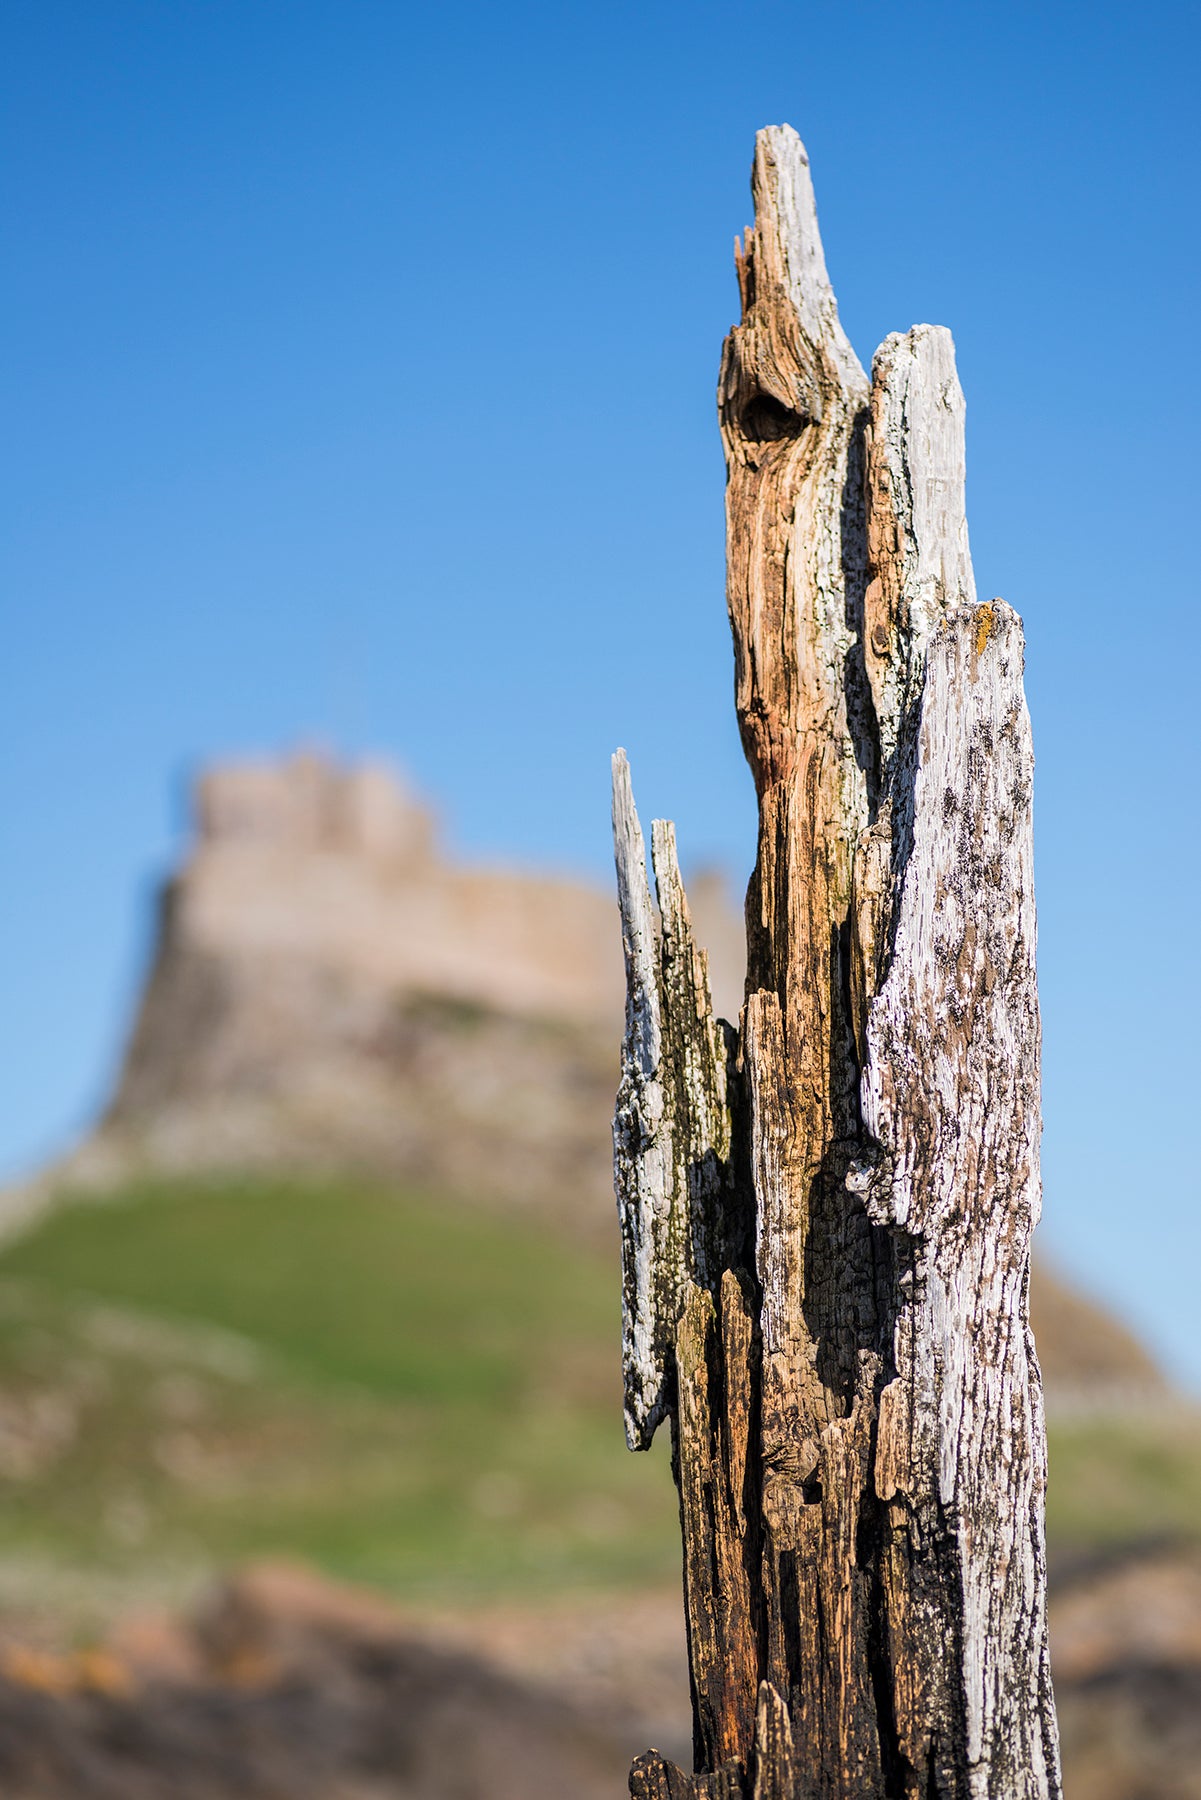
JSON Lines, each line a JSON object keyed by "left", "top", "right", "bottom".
{"left": 1029, "top": 1265, "right": 1168, "bottom": 1416}
{"left": 0, "top": 1562, "right": 653, "bottom": 1800}
{"left": 57, "top": 753, "right": 744, "bottom": 1230}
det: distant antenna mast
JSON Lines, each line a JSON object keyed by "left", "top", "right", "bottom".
{"left": 612, "top": 126, "right": 1060, "bottom": 1800}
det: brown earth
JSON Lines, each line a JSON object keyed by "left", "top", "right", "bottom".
{"left": 1, "top": 1554, "right": 1198, "bottom": 1800}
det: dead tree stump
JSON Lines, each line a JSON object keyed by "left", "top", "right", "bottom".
{"left": 612, "top": 125, "right": 1060, "bottom": 1800}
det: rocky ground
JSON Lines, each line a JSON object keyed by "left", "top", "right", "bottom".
{"left": 0, "top": 1564, "right": 638, "bottom": 1800}
{"left": 1, "top": 1550, "right": 1200, "bottom": 1799}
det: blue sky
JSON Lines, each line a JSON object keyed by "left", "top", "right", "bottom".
{"left": 3, "top": 1, "right": 1199, "bottom": 1380}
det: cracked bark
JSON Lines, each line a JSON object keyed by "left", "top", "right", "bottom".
{"left": 612, "top": 126, "right": 1060, "bottom": 1800}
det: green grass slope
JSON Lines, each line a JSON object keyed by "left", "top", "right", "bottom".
{"left": 0, "top": 1177, "right": 678, "bottom": 1626}
{"left": 0, "top": 1175, "right": 1197, "bottom": 1633}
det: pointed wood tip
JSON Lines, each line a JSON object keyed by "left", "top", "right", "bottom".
{"left": 755, "top": 122, "right": 809, "bottom": 171}
{"left": 611, "top": 750, "right": 651, "bottom": 956}
{"left": 746, "top": 124, "right": 867, "bottom": 402}
{"left": 612, "top": 748, "right": 637, "bottom": 843}
{"left": 871, "top": 323, "right": 962, "bottom": 401}
{"left": 865, "top": 319, "right": 977, "bottom": 733}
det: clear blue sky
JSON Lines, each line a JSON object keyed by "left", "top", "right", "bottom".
{"left": 3, "top": 2, "right": 1199, "bottom": 1379}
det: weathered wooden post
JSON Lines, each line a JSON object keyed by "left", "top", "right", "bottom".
{"left": 612, "top": 126, "right": 1060, "bottom": 1800}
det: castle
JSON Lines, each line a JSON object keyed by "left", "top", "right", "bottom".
{"left": 63, "top": 751, "right": 744, "bottom": 1229}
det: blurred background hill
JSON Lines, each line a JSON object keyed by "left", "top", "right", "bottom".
{"left": 1, "top": 754, "right": 1199, "bottom": 1797}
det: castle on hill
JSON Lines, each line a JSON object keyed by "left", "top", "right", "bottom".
{"left": 61, "top": 751, "right": 743, "bottom": 1227}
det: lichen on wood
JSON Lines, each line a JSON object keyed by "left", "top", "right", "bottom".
{"left": 611, "top": 124, "right": 1060, "bottom": 1800}
{"left": 612, "top": 750, "right": 741, "bottom": 1453}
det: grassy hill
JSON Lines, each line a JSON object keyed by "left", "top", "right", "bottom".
{"left": 0, "top": 1176, "right": 678, "bottom": 1630}
{"left": 0, "top": 1175, "right": 1197, "bottom": 1634}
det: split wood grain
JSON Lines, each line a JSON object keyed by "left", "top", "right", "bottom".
{"left": 612, "top": 751, "right": 741, "bottom": 1452}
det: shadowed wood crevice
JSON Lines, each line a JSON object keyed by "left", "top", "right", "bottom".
{"left": 613, "top": 123, "right": 1060, "bottom": 1800}
{"left": 674, "top": 1271, "right": 761, "bottom": 1772}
